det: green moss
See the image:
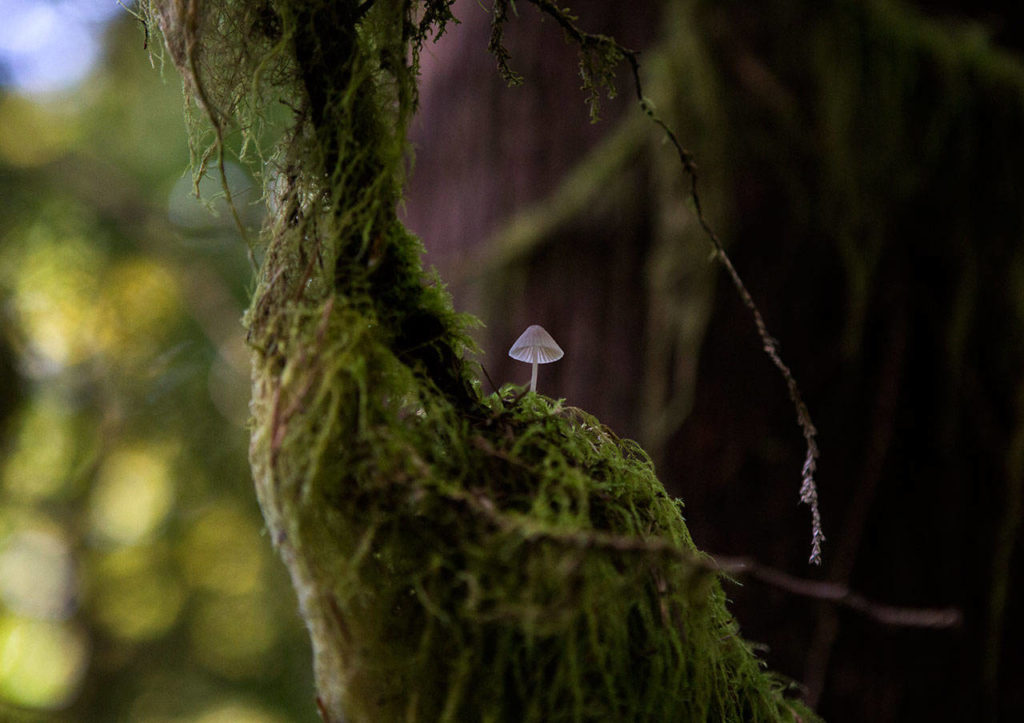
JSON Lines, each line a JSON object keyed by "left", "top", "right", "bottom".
{"left": 146, "top": 0, "right": 817, "bottom": 719}
{"left": 249, "top": 293, "right": 807, "bottom": 720}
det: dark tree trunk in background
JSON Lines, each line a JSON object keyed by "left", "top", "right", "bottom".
{"left": 404, "top": 1, "right": 1024, "bottom": 720}
{"left": 404, "top": 1, "right": 661, "bottom": 439}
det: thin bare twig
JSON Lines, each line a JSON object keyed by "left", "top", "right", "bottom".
{"left": 713, "top": 555, "right": 962, "bottom": 630}
{"left": 523, "top": 0, "right": 824, "bottom": 564}
{"left": 452, "top": 482, "right": 960, "bottom": 630}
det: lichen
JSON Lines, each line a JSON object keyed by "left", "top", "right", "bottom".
{"left": 144, "top": 0, "right": 818, "bottom": 720}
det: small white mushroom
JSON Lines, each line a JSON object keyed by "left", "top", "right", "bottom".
{"left": 508, "top": 324, "right": 564, "bottom": 393}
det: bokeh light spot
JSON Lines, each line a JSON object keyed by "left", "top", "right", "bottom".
{"left": 89, "top": 444, "right": 177, "bottom": 546}
{"left": 1, "top": 395, "right": 79, "bottom": 501}
{"left": 95, "top": 258, "right": 184, "bottom": 364}
{"left": 8, "top": 225, "right": 105, "bottom": 370}
{"left": 0, "top": 525, "right": 77, "bottom": 620}
{"left": 182, "top": 504, "right": 264, "bottom": 596}
{"left": 0, "top": 94, "right": 79, "bottom": 166}
{"left": 0, "top": 616, "right": 89, "bottom": 710}
{"left": 0, "top": 0, "right": 123, "bottom": 94}
{"left": 167, "top": 162, "right": 260, "bottom": 231}
{"left": 93, "top": 546, "right": 184, "bottom": 641}
{"left": 190, "top": 594, "right": 276, "bottom": 680}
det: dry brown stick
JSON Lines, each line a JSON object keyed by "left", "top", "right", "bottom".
{"left": 523, "top": 0, "right": 823, "bottom": 563}
{"left": 451, "top": 484, "right": 960, "bottom": 631}
{"left": 713, "top": 556, "right": 962, "bottom": 630}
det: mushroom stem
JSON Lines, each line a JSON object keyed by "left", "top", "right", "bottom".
{"left": 530, "top": 361, "right": 538, "bottom": 393}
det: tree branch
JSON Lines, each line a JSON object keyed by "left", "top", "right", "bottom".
{"left": 441, "top": 480, "right": 959, "bottom": 631}
{"left": 713, "top": 556, "right": 962, "bottom": 630}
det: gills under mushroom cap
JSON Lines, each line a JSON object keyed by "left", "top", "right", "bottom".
{"left": 508, "top": 324, "right": 564, "bottom": 364}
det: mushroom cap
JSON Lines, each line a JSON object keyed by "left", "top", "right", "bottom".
{"left": 508, "top": 324, "right": 564, "bottom": 364}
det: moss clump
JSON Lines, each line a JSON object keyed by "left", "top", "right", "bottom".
{"left": 146, "top": 0, "right": 817, "bottom": 720}
{"left": 250, "top": 293, "right": 809, "bottom": 720}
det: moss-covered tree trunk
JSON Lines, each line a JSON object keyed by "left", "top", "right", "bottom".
{"left": 146, "top": 1, "right": 816, "bottom": 720}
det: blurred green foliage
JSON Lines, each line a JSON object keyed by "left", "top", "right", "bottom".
{"left": 0, "top": 13, "right": 314, "bottom": 723}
